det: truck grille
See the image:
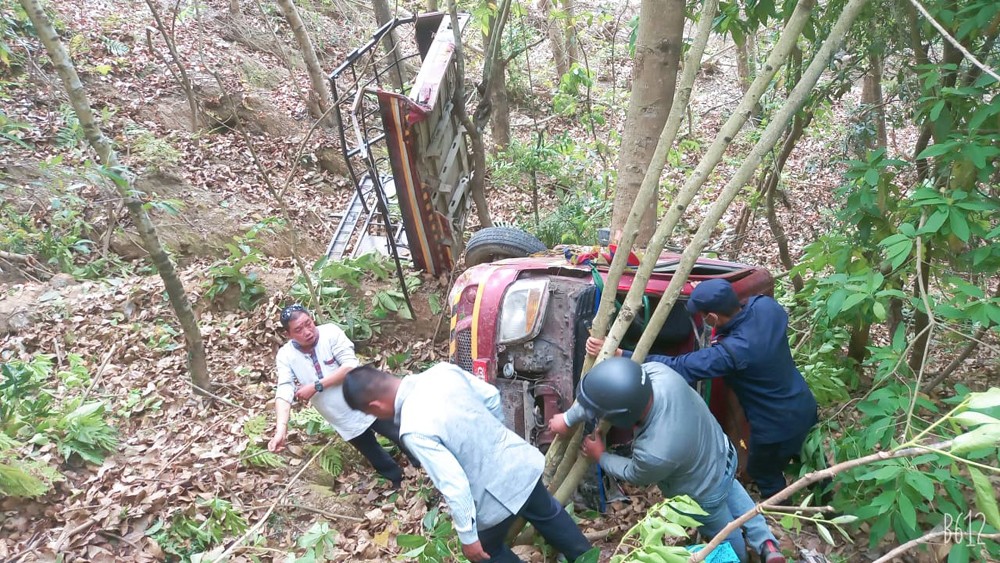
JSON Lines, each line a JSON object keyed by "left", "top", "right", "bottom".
{"left": 454, "top": 329, "right": 474, "bottom": 372}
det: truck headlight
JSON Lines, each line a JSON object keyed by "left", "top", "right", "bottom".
{"left": 498, "top": 279, "right": 550, "bottom": 344}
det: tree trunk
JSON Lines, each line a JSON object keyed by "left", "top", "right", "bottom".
{"left": 372, "top": 0, "right": 406, "bottom": 91}
{"left": 275, "top": 0, "right": 338, "bottom": 127}
{"left": 447, "top": 1, "right": 492, "bottom": 227}
{"left": 609, "top": 0, "right": 685, "bottom": 246}
{"left": 861, "top": 51, "right": 887, "bottom": 149}
{"left": 563, "top": 0, "right": 578, "bottom": 70}
{"left": 143, "top": 0, "right": 199, "bottom": 131}
{"left": 488, "top": 58, "right": 511, "bottom": 151}
{"left": 735, "top": 36, "right": 753, "bottom": 94}
{"left": 539, "top": 0, "right": 569, "bottom": 79}
{"left": 426, "top": 0, "right": 438, "bottom": 9}
{"left": 229, "top": 0, "right": 240, "bottom": 15}
{"left": 19, "top": 0, "right": 210, "bottom": 395}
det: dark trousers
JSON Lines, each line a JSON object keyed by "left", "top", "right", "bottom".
{"left": 747, "top": 427, "right": 811, "bottom": 497}
{"left": 347, "top": 418, "right": 419, "bottom": 485}
{"left": 477, "top": 479, "right": 593, "bottom": 563}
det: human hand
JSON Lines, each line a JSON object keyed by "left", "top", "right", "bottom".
{"left": 461, "top": 540, "right": 491, "bottom": 562}
{"left": 294, "top": 384, "right": 317, "bottom": 402}
{"left": 548, "top": 413, "right": 571, "bottom": 436}
{"left": 581, "top": 432, "right": 605, "bottom": 462}
{"left": 268, "top": 428, "right": 287, "bottom": 453}
{"left": 585, "top": 336, "right": 604, "bottom": 357}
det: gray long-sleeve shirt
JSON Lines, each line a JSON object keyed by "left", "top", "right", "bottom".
{"left": 565, "top": 362, "right": 731, "bottom": 503}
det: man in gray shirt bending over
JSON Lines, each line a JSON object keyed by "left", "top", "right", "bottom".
{"left": 344, "top": 363, "right": 593, "bottom": 563}
{"left": 549, "top": 358, "right": 785, "bottom": 563}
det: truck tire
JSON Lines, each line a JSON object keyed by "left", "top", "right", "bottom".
{"left": 464, "top": 227, "right": 547, "bottom": 266}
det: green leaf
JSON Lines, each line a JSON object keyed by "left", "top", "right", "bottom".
{"left": 968, "top": 466, "right": 1000, "bottom": 531}
{"left": 967, "top": 389, "right": 1000, "bottom": 409}
{"left": 904, "top": 472, "right": 937, "bottom": 502}
{"left": 948, "top": 542, "right": 971, "bottom": 563}
{"left": 815, "top": 522, "right": 834, "bottom": 545}
{"left": 952, "top": 412, "right": 1000, "bottom": 427}
{"left": 428, "top": 294, "right": 443, "bottom": 316}
{"left": 921, "top": 209, "right": 949, "bottom": 234}
{"left": 951, "top": 423, "right": 1000, "bottom": 454}
{"left": 949, "top": 211, "right": 971, "bottom": 242}
{"left": 828, "top": 514, "right": 859, "bottom": 525}
{"left": 841, "top": 292, "right": 868, "bottom": 312}
{"left": 898, "top": 492, "right": 918, "bottom": 531}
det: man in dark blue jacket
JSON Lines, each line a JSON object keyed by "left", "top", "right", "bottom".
{"left": 587, "top": 279, "right": 817, "bottom": 497}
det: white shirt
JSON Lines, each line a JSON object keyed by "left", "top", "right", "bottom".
{"left": 395, "top": 363, "right": 544, "bottom": 544}
{"left": 275, "top": 323, "right": 374, "bottom": 441}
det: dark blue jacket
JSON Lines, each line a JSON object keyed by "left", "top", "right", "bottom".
{"left": 641, "top": 295, "right": 817, "bottom": 444}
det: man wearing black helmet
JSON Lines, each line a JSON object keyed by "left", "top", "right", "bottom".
{"left": 268, "top": 304, "right": 416, "bottom": 488}
{"left": 549, "top": 358, "right": 785, "bottom": 563}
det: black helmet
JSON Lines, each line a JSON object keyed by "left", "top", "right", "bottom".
{"left": 576, "top": 357, "right": 652, "bottom": 428}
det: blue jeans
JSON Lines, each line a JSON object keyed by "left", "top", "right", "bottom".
{"left": 694, "top": 443, "right": 776, "bottom": 562}
{"left": 476, "top": 479, "right": 593, "bottom": 562}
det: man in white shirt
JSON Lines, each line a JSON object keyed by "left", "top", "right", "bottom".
{"left": 343, "top": 363, "right": 593, "bottom": 563}
{"left": 268, "top": 305, "right": 416, "bottom": 488}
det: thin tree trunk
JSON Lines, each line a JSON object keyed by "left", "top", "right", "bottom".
{"left": 372, "top": 0, "right": 406, "bottom": 91}
{"left": 143, "top": 0, "right": 199, "bottom": 131}
{"left": 763, "top": 112, "right": 808, "bottom": 293}
{"left": 609, "top": 0, "right": 685, "bottom": 245}
{"left": 275, "top": 0, "right": 338, "bottom": 127}
{"left": 20, "top": 0, "right": 210, "bottom": 395}
{"left": 563, "top": 0, "right": 578, "bottom": 69}
{"left": 426, "top": 0, "right": 438, "bottom": 9}
{"left": 735, "top": 36, "right": 752, "bottom": 94}
{"left": 489, "top": 59, "right": 511, "bottom": 151}
{"left": 539, "top": 0, "right": 569, "bottom": 79}
{"left": 861, "top": 50, "right": 887, "bottom": 149}
{"left": 596, "top": 0, "right": 817, "bottom": 361}
{"left": 542, "top": 0, "right": 721, "bottom": 497}
{"left": 229, "top": 0, "right": 240, "bottom": 15}
{"left": 447, "top": 1, "right": 492, "bottom": 227}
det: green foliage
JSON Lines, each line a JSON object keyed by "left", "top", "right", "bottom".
{"left": 610, "top": 496, "right": 705, "bottom": 563}
{"left": 148, "top": 496, "right": 249, "bottom": 561}
{"left": 801, "top": 384, "right": 1000, "bottom": 555}
{"left": 291, "top": 407, "right": 335, "bottom": 437}
{"left": 205, "top": 218, "right": 282, "bottom": 311}
{"left": 313, "top": 445, "right": 343, "bottom": 479}
{"left": 0, "top": 355, "right": 115, "bottom": 496}
{"left": 396, "top": 508, "right": 466, "bottom": 562}
{"left": 124, "top": 124, "right": 181, "bottom": 172}
{"left": 0, "top": 3, "right": 33, "bottom": 76}
{"left": 522, "top": 185, "right": 612, "bottom": 248}
{"left": 0, "top": 180, "right": 126, "bottom": 278}
{"left": 55, "top": 399, "right": 118, "bottom": 464}
{"left": 240, "top": 414, "right": 284, "bottom": 470}
{"left": 290, "top": 253, "right": 417, "bottom": 341}
{"left": 289, "top": 522, "right": 339, "bottom": 562}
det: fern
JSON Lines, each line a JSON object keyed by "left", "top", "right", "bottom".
{"left": 314, "top": 445, "right": 343, "bottom": 478}
{"left": 56, "top": 104, "right": 83, "bottom": 148}
{"left": 240, "top": 444, "right": 284, "bottom": 469}
{"left": 0, "top": 448, "right": 62, "bottom": 498}
{"left": 102, "top": 36, "right": 128, "bottom": 56}
{"left": 242, "top": 414, "right": 268, "bottom": 438}
{"left": 0, "top": 461, "right": 48, "bottom": 497}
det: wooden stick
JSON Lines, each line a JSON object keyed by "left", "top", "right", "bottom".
{"left": 871, "top": 531, "right": 1000, "bottom": 563}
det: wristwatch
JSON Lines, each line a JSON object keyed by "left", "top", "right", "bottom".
{"left": 314, "top": 381, "right": 324, "bottom": 393}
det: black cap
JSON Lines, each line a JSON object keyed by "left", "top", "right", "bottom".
{"left": 686, "top": 279, "right": 740, "bottom": 315}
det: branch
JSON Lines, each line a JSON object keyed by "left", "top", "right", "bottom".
{"left": 689, "top": 439, "right": 952, "bottom": 562}
{"left": 871, "top": 531, "right": 1000, "bottom": 563}
{"left": 906, "top": 0, "right": 1000, "bottom": 83}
